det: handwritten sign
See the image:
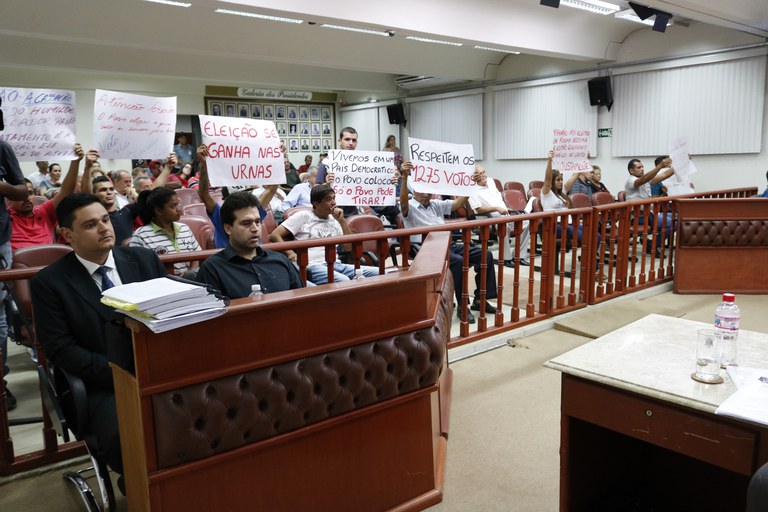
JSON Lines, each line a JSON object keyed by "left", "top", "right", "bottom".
{"left": 199, "top": 115, "right": 283, "bottom": 187}
{"left": 552, "top": 128, "right": 592, "bottom": 174}
{"left": 0, "top": 87, "right": 77, "bottom": 161}
{"left": 326, "top": 150, "right": 395, "bottom": 206}
{"left": 92, "top": 89, "right": 176, "bottom": 159}
{"left": 407, "top": 138, "right": 476, "bottom": 195}
{"left": 666, "top": 136, "right": 696, "bottom": 196}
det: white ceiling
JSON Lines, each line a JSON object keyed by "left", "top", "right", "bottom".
{"left": 0, "top": 0, "right": 765, "bottom": 93}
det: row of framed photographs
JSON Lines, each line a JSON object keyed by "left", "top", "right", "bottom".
{"left": 287, "top": 138, "right": 334, "bottom": 152}
{"left": 208, "top": 101, "right": 332, "bottom": 122}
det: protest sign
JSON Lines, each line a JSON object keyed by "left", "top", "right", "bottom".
{"left": 0, "top": 87, "right": 77, "bottom": 161}
{"left": 93, "top": 89, "right": 176, "bottom": 159}
{"left": 552, "top": 128, "right": 592, "bottom": 174}
{"left": 666, "top": 136, "right": 697, "bottom": 196}
{"left": 199, "top": 115, "right": 283, "bottom": 187}
{"left": 326, "top": 150, "right": 396, "bottom": 206}
{"left": 407, "top": 138, "right": 477, "bottom": 196}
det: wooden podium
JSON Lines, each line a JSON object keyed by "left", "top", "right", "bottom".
{"left": 111, "top": 232, "right": 454, "bottom": 512}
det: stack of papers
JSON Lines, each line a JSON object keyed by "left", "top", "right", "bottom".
{"left": 714, "top": 367, "right": 768, "bottom": 427}
{"left": 101, "top": 277, "right": 227, "bottom": 333}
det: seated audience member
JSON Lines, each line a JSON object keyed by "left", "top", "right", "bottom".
{"left": 149, "top": 159, "right": 182, "bottom": 189}
{"left": 399, "top": 163, "right": 497, "bottom": 324}
{"left": 130, "top": 187, "right": 201, "bottom": 276}
{"left": 469, "top": 165, "right": 526, "bottom": 268}
{"left": 38, "top": 163, "right": 62, "bottom": 196}
{"left": 589, "top": 166, "right": 609, "bottom": 193}
{"left": 27, "top": 160, "right": 50, "bottom": 192}
{"left": 196, "top": 192, "right": 303, "bottom": 298}
{"left": 281, "top": 156, "right": 301, "bottom": 193}
{"left": 297, "top": 155, "right": 313, "bottom": 174}
{"left": 9, "top": 143, "right": 84, "bottom": 250}
{"left": 269, "top": 184, "right": 378, "bottom": 284}
{"left": 195, "top": 144, "right": 277, "bottom": 248}
{"left": 34, "top": 162, "right": 60, "bottom": 194}
{"left": 178, "top": 163, "right": 194, "bottom": 188}
{"left": 173, "top": 133, "right": 194, "bottom": 169}
{"left": 761, "top": 170, "right": 768, "bottom": 198}
{"left": 133, "top": 176, "right": 152, "bottom": 194}
{"left": 110, "top": 170, "right": 136, "bottom": 208}
{"left": 624, "top": 155, "right": 675, "bottom": 254}
{"left": 564, "top": 169, "right": 595, "bottom": 198}
{"left": 131, "top": 166, "right": 149, "bottom": 179}
{"left": 279, "top": 166, "right": 317, "bottom": 211}
{"left": 31, "top": 193, "right": 166, "bottom": 489}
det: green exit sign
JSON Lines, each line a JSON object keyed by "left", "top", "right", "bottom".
{"left": 598, "top": 128, "right": 612, "bottom": 138}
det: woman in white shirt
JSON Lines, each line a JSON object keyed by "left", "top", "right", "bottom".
{"left": 541, "top": 149, "right": 583, "bottom": 247}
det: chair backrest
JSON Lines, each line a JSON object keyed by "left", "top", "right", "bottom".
{"left": 528, "top": 188, "right": 541, "bottom": 200}
{"left": 617, "top": 190, "right": 627, "bottom": 202}
{"left": 529, "top": 180, "right": 544, "bottom": 190}
{"left": 504, "top": 181, "right": 526, "bottom": 195}
{"left": 532, "top": 198, "right": 543, "bottom": 213}
{"left": 348, "top": 214, "right": 389, "bottom": 256}
{"left": 182, "top": 203, "right": 207, "bottom": 217}
{"left": 283, "top": 206, "right": 313, "bottom": 220}
{"left": 493, "top": 178, "right": 503, "bottom": 193}
{"left": 12, "top": 244, "right": 74, "bottom": 320}
{"left": 591, "top": 191, "right": 615, "bottom": 206}
{"left": 260, "top": 209, "right": 277, "bottom": 244}
{"left": 175, "top": 188, "right": 202, "bottom": 208}
{"left": 569, "top": 193, "right": 592, "bottom": 209}
{"left": 502, "top": 190, "right": 527, "bottom": 211}
{"left": 179, "top": 214, "right": 215, "bottom": 250}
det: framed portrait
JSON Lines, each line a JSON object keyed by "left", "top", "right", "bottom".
{"left": 288, "top": 138, "right": 299, "bottom": 152}
{"left": 288, "top": 123, "right": 298, "bottom": 135}
{"left": 238, "top": 104, "right": 250, "bottom": 118}
{"left": 287, "top": 106, "right": 298, "bottom": 120}
{"left": 311, "top": 138, "right": 321, "bottom": 151}
{"left": 299, "top": 123, "right": 309, "bottom": 136}
{"left": 263, "top": 105, "right": 274, "bottom": 119}
{"left": 310, "top": 107, "right": 320, "bottom": 120}
{"left": 210, "top": 102, "right": 222, "bottom": 116}
{"left": 276, "top": 105, "right": 286, "bottom": 120}
{"left": 299, "top": 106, "right": 309, "bottom": 120}
{"left": 300, "top": 138, "right": 310, "bottom": 151}
{"left": 276, "top": 122, "right": 287, "bottom": 136}
{"left": 322, "top": 138, "right": 332, "bottom": 150}
{"left": 321, "top": 107, "right": 331, "bottom": 121}
{"left": 224, "top": 103, "right": 236, "bottom": 117}
{"left": 251, "top": 104, "right": 262, "bottom": 118}
{"left": 310, "top": 123, "right": 320, "bottom": 136}
{"left": 322, "top": 123, "right": 332, "bottom": 135}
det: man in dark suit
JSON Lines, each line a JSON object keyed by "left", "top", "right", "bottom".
{"left": 31, "top": 193, "right": 166, "bottom": 480}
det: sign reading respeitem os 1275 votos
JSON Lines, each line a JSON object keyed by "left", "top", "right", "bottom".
{"left": 326, "top": 150, "right": 396, "bottom": 206}
{"left": 407, "top": 138, "right": 477, "bottom": 196}
{"left": 199, "top": 115, "right": 284, "bottom": 187}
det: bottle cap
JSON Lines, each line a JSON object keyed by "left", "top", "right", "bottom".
{"left": 252, "top": 284, "right": 261, "bottom": 291}
{"left": 722, "top": 292, "right": 735, "bottom": 302}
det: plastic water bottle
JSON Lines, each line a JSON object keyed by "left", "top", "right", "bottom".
{"left": 354, "top": 268, "right": 365, "bottom": 280}
{"left": 248, "top": 284, "right": 264, "bottom": 297}
{"left": 715, "top": 292, "right": 740, "bottom": 366}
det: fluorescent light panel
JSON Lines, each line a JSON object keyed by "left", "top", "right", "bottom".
{"left": 144, "top": 0, "right": 191, "bottom": 7}
{"left": 214, "top": 8, "right": 303, "bottom": 24}
{"left": 406, "top": 36, "right": 462, "bottom": 47}
{"left": 615, "top": 9, "right": 673, "bottom": 27}
{"left": 474, "top": 45, "right": 520, "bottom": 54}
{"left": 320, "top": 24, "right": 391, "bottom": 36}
{"left": 561, "top": 0, "right": 620, "bottom": 15}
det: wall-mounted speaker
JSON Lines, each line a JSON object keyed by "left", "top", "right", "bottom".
{"left": 587, "top": 77, "right": 613, "bottom": 110}
{"left": 387, "top": 104, "right": 407, "bottom": 126}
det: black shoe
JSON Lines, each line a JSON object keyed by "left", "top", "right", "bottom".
{"left": 503, "top": 259, "right": 515, "bottom": 268}
{"left": 519, "top": 259, "right": 530, "bottom": 266}
{"left": 471, "top": 300, "right": 497, "bottom": 314}
{"left": 4, "top": 382, "right": 17, "bottom": 411}
{"left": 117, "top": 475, "right": 126, "bottom": 496}
{"left": 457, "top": 308, "right": 475, "bottom": 324}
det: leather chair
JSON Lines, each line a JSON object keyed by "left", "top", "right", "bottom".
{"left": 591, "top": 191, "right": 615, "bottom": 206}
{"left": 180, "top": 214, "right": 216, "bottom": 250}
{"left": 492, "top": 178, "right": 503, "bottom": 192}
{"left": 528, "top": 180, "right": 544, "bottom": 190}
{"left": 260, "top": 209, "right": 277, "bottom": 244}
{"left": 503, "top": 181, "right": 526, "bottom": 195}
{"left": 527, "top": 188, "right": 541, "bottom": 200}
{"left": 182, "top": 203, "right": 207, "bottom": 217}
{"left": 747, "top": 461, "right": 768, "bottom": 512}
{"left": 347, "top": 214, "right": 390, "bottom": 267}
{"left": 175, "top": 188, "right": 201, "bottom": 209}
{"left": 569, "top": 193, "right": 592, "bottom": 209}
{"left": 282, "top": 206, "right": 312, "bottom": 221}
{"left": 502, "top": 190, "right": 527, "bottom": 212}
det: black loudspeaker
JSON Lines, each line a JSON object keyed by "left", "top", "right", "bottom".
{"left": 387, "top": 104, "right": 407, "bottom": 126}
{"left": 588, "top": 77, "right": 613, "bottom": 110}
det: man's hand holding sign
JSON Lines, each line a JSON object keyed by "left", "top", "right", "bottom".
{"left": 407, "top": 138, "right": 477, "bottom": 196}
{"left": 325, "top": 150, "right": 396, "bottom": 207}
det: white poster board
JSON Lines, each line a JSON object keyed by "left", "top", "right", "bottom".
{"left": 327, "top": 150, "right": 396, "bottom": 206}
{"left": 552, "top": 128, "right": 592, "bottom": 174}
{"left": 0, "top": 87, "right": 77, "bottom": 161}
{"left": 407, "top": 137, "right": 477, "bottom": 196}
{"left": 666, "top": 136, "right": 697, "bottom": 196}
{"left": 92, "top": 89, "right": 176, "bottom": 159}
{"left": 199, "top": 115, "right": 283, "bottom": 187}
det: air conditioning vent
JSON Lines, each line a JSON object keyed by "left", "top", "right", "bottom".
{"left": 395, "top": 75, "right": 466, "bottom": 90}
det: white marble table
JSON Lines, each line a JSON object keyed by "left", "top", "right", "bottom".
{"left": 545, "top": 314, "right": 768, "bottom": 512}
{"left": 545, "top": 313, "right": 768, "bottom": 416}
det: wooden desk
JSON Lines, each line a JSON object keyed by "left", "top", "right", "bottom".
{"left": 546, "top": 314, "right": 768, "bottom": 511}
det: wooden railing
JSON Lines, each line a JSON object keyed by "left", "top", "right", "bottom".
{"left": 0, "top": 186, "right": 757, "bottom": 475}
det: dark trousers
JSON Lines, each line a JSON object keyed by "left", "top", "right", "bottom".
{"left": 87, "top": 388, "right": 123, "bottom": 475}
{"left": 448, "top": 243, "right": 497, "bottom": 304}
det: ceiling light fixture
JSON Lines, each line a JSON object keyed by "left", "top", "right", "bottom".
{"left": 214, "top": 9, "right": 303, "bottom": 24}
{"left": 405, "top": 36, "right": 463, "bottom": 47}
{"left": 615, "top": 9, "right": 673, "bottom": 29}
{"left": 561, "top": 0, "right": 620, "bottom": 15}
{"left": 144, "top": 0, "right": 191, "bottom": 7}
{"left": 320, "top": 24, "right": 392, "bottom": 37}
{"left": 474, "top": 46, "right": 520, "bottom": 54}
